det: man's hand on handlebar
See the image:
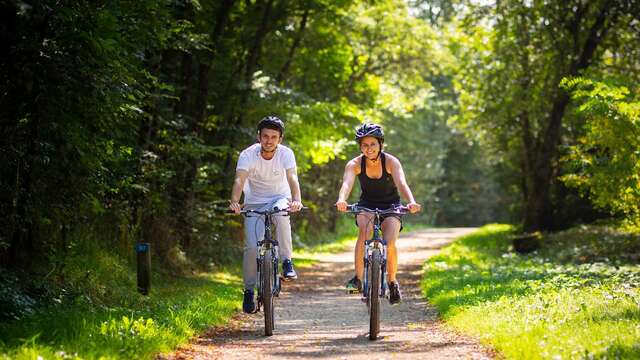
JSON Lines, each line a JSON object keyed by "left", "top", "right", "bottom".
{"left": 288, "top": 200, "right": 303, "bottom": 212}
{"left": 229, "top": 201, "right": 243, "bottom": 214}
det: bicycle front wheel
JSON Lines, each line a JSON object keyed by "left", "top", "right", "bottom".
{"left": 262, "top": 250, "right": 275, "bottom": 336}
{"left": 369, "top": 248, "right": 382, "bottom": 340}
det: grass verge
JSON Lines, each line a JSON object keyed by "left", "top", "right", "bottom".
{"left": 0, "top": 271, "right": 241, "bottom": 360}
{"left": 422, "top": 224, "right": 640, "bottom": 359}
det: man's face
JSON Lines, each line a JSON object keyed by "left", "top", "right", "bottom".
{"left": 258, "top": 128, "right": 282, "bottom": 152}
{"left": 359, "top": 136, "right": 380, "bottom": 160}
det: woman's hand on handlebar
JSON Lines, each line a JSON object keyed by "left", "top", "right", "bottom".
{"left": 229, "top": 201, "right": 243, "bottom": 214}
{"left": 335, "top": 200, "right": 348, "bottom": 212}
{"left": 407, "top": 201, "right": 421, "bottom": 214}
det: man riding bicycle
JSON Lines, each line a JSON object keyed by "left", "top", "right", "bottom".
{"left": 335, "top": 123, "right": 421, "bottom": 305}
{"left": 229, "top": 116, "right": 303, "bottom": 313}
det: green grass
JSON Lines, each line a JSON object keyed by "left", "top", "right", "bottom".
{"left": 0, "top": 234, "right": 243, "bottom": 360}
{"left": 422, "top": 224, "right": 640, "bottom": 359}
{"left": 0, "top": 270, "right": 241, "bottom": 360}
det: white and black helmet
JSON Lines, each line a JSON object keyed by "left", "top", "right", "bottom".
{"left": 355, "top": 123, "right": 384, "bottom": 144}
{"left": 257, "top": 115, "right": 285, "bottom": 135}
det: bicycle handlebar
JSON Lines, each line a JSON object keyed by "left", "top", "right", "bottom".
{"left": 343, "top": 204, "right": 411, "bottom": 215}
{"left": 227, "top": 207, "right": 309, "bottom": 216}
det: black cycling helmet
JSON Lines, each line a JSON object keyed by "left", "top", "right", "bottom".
{"left": 257, "top": 115, "right": 285, "bottom": 136}
{"left": 355, "top": 123, "right": 384, "bottom": 144}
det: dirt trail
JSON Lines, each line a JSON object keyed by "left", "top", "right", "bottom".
{"left": 162, "top": 228, "right": 495, "bottom": 359}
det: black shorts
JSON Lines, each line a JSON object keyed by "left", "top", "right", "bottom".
{"left": 354, "top": 202, "right": 403, "bottom": 231}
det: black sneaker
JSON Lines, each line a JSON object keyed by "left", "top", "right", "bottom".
{"left": 282, "top": 259, "right": 298, "bottom": 280}
{"left": 243, "top": 289, "right": 256, "bottom": 313}
{"left": 389, "top": 281, "right": 402, "bottom": 305}
{"left": 346, "top": 276, "right": 362, "bottom": 293}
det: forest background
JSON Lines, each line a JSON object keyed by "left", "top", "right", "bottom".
{"left": 1, "top": 0, "right": 639, "bottom": 305}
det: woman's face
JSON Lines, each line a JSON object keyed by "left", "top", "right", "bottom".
{"left": 359, "top": 136, "right": 380, "bottom": 160}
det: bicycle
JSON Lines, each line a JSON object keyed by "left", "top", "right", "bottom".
{"left": 231, "top": 206, "right": 298, "bottom": 336}
{"left": 343, "top": 204, "right": 410, "bottom": 340}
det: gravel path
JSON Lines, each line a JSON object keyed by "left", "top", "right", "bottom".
{"left": 161, "top": 228, "right": 495, "bottom": 359}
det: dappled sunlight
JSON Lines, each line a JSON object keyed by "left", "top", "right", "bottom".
{"left": 201, "top": 271, "right": 242, "bottom": 285}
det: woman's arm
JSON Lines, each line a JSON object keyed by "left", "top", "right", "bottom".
{"left": 336, "top": 160, "right": 358, "bottom": 212}
{"left": 388, "top": 155, "right": 421, "bottom": 213}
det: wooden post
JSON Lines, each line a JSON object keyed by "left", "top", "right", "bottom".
{"left": 136, "top": 243, "right": 151, "bottom": 295}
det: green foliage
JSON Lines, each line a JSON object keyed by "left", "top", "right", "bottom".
{"left": 0, "top": 0, "right": 512, "bottom": 276}
{"left": 0, "top": 249, "right": 241, "bottom": 360}
{"left": 422, "top": 224, "right": 640, "bottom": 359}
{"left": 561, "top": 77, "right": 640, "bottom": 225}
{"left": 435, "top": 133, "right": 514, "bottom": 225}
{"left": 450, "top": 0, "right": 638, "bottom": 230}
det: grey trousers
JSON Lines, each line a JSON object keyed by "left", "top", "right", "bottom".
{"left": 243, "top": 198, "right": 292, "bottom": 289}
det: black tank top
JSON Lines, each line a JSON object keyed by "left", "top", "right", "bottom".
{"left": 357, "top": 152, "right": 401, "bottom": 209}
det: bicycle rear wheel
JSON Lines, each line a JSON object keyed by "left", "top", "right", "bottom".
{"left": 262, "top": 250, "right": 275, "bottom": 336}
{"left": 369, "top": 248, "right": 382, "bottom": 340}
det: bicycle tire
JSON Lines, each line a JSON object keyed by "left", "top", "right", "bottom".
{"left": 369, "top": 248, "right": 382, "bottom": 340}
{"left": 262, "top": 250, "right": 274, "bottom": 336}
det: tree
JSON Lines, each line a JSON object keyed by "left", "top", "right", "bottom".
{"left": 454, "top": 0, "right": 638, "bottom": 231}
{"left": 561, "top": 77, "right": 640, "bottom": 226}
{"left": 0, "top": 0, "right": 171, "bottom": 266}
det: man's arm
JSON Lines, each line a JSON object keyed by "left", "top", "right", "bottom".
{"left": 388, "top": 156, "right": 421, "bottom": 213}
{"left": 286, "top": 168, "right": 303, "bottom": 212}
{"left": 336, "top": 161, "right": 357, "bottom": 212}
{"left": 229, "top": 169, "right": 249, "bottom": 214}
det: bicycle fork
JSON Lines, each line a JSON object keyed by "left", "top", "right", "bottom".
{"left": 363, "top": 241, "right": 388, "bottom": 301}
{"left": 256, "top": 245, "right": 281, "bottom": 303}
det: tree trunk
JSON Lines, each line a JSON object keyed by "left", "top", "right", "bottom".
{"left": 192, "top": 0, "right": 236, "bottom": 126}
{"left": 9, "top": 99, "right": 39, "bottom": 268}
{"left": 234, "top": 0, "right": 275, "bottom": 127}
{"left": 276, "top": 5, "right": 310, "bottom": 85}
{"left": 522, "top": 1, "right": 616, "bottom": 231}
{"left": 218, "top": 0, "right": 277, "bottom": 177}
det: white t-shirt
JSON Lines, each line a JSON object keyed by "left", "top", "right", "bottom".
{"left": 236, "top": 143, "right": 297, "bottom": 204}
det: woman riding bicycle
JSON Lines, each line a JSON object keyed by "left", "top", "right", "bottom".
{"left": 335, "top": 123, "right": 421, "bottom": 305}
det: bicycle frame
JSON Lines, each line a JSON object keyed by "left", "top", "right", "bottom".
{"left": 233, "top": 206, "right": 292, "bottom": 336}
{"left": 362, "top": 212, "right": 387, "bottom": 301}
{"left": 344, "top": 204, "right": 409, "bottom": 340}
{"left": 241, "top": 208, "right": 287, "bottom": 308}
{"left": 255, "top": 210, "right": 282, "bottom": 303}
{"left": 231, "top": 205, "right": 305, "bottom": 336}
